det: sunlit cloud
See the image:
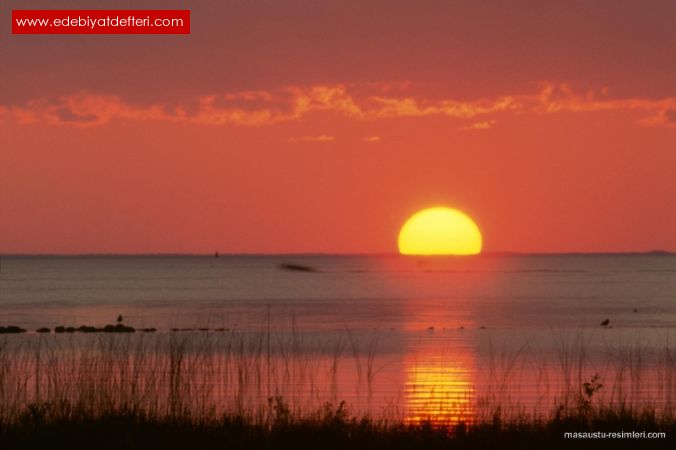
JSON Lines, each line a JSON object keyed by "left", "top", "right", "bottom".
{"left": 2, "top": 82, "right": 674, "bottom": 129}
{"left": 363, "top": 136, "right": 382, "bottom": 142}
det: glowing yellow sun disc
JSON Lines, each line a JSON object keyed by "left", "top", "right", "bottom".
{"left": 398, "top": 207, "right": 482, "bottom": 255}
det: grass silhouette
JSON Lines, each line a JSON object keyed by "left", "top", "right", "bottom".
{"left": 0, "top": 327, "right": 674, "bottom": 449}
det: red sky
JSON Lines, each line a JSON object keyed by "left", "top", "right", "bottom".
{"left": 1, "top": 0, "right": 675, "bottom": 254}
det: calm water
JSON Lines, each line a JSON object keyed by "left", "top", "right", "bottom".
{"left": 1, "top": 254, "right": 675, "bottom": 421}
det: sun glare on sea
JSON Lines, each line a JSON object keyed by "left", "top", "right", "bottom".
{"left": 398, "top": 207, "right": 482, "bottom": 255}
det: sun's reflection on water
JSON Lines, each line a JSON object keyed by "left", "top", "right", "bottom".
{"left": 404, "top": 349, "right": 475, "bottom": 425}
{"left": 401, "top": 294, "right": 477, "bottom": 426}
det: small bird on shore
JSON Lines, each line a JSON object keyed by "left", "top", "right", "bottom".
{"left": 600, "top": 318, "right": 610, "bottom": 327}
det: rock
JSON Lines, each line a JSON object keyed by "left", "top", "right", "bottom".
{"left": 0, "top": 326, "right": 27, "bottom": 334}
{"left": 279, "top": 263, "right": 317, "bottom": 272}
{"left": 103, "top": 324, "right": 135, "bottom": 333}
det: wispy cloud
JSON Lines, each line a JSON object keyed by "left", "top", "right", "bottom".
{"left": 460, "top": 120, "right": 496, "bottom": 131}
{"left": 286, "top": 135, "right": 335, "bottom": 143}
{"left": 638, "top": 107, "right": 676, "bottom": 128}
{"left": 2, "top": 82, "right": 674, "bottom": 129}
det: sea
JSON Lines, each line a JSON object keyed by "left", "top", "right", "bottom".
{"left": 1, "top": 254, "right": 675, "bottom": 421}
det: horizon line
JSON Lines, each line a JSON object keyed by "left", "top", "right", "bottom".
{"left": 1, "top": 250, "right": 673, "bottom": 257}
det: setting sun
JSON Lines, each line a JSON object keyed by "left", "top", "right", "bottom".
{"left": 398, "top": 207, "right": 482, "bottom": 255}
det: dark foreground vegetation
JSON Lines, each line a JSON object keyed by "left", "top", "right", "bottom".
{"left": 1, "top": 405, "right": 675, "bottom": 450}
{"left": 1, "top": 330, "right": 675, "bottom": 449}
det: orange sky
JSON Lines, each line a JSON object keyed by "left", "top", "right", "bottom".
{"left": 1, "top": 1, "right": 675, "bottom": 254}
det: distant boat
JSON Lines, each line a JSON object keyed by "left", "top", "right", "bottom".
{"left": 279, "top": 263, "right": 317, "bottom": 273}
